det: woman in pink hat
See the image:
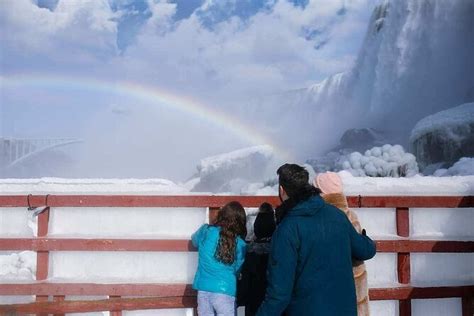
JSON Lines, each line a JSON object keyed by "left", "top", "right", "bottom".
{"left": 314, "top": 172, "right": 370, "bottom": 316}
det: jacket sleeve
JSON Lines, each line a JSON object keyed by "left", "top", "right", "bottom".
{"left": 236, "top": 253, "right": 251, "bottom": 306}
{"left": 348, "top": 218, "right": 376, "bottom": 261}
{"left": 234, "top": 239, "right": 247, "bottom": 273}
{"left": 191, "top": 224, "right": 208, "bottom": 249}
{"left": 256, "top": 223, "right": 298, "bottom": 316}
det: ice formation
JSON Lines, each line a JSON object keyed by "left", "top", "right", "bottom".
{"left": 309, "top": 143, "right": 420, "bottom": 177}
{"left": 410, "top": 103, "right": 474, "bottom": 169}
{"left": 190, "top": 145, "right": 276, "bottom": 193}
{"left": 434, "top": 157, "right": 474, "bottom": 177}
{"left": 336, "top": 144, "right": 419, "bottom": 177}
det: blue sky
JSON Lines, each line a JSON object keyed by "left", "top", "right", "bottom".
{"left": 0, "top": 0, "right": 379, "bottom": 178}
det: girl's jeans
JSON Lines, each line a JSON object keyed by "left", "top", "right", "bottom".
{"left": 197, "top": 290, "right": 236, "bottom": 316}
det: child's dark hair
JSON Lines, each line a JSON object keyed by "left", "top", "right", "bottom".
{"left": 214, "top": 201, "right": 247, "bottom": 265}
{"left": 254, "top": 203, "right": 276, "bottom": 239}
{"left": 258, "top": 202, "right": 274, "bottom": 214}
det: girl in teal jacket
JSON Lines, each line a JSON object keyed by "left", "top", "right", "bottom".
{"left": 192, "top": 201, "right": 247, "bottom": 315}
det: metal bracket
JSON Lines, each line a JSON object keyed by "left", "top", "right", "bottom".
{"left": 27, "top": 194, "right": 50, "bottom": 217}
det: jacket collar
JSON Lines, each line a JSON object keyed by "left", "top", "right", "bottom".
{"left": 287, "top": 195, "right": 325, "bottom": 217}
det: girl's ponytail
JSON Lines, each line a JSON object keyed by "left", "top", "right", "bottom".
{"left": 214, "top": 201, "right": 247, "bottom": 264}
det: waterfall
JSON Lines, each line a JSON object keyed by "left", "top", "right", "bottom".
{"left": 251, "top": 0, "right": 474, "bottom": 157}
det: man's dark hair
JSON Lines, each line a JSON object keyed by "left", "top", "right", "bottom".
{"left": 277, "top": 163, "right": 310, "bottom": 198}
{"left": 275, "top": 164, "right": 321, "bottom": 224}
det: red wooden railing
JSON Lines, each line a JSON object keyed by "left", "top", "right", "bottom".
{"left": 0, "top": 195, "right": 473, "bottom": 316}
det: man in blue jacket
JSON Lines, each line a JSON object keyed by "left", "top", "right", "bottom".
{"left": 256, "top": 164, "right": 376, "bottom": 315}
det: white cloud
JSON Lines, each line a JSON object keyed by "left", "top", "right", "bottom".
{"left": 1, "top": 0, "right": 375, "bottom": 93}
{"left": 1, "top": 0, "right": 119, "bottom": 62}
{"left": 110, "top": 0, "right": 376, "bottom": 100}
{"left": 144, "top": 0, "right": 177, "bottom": 32}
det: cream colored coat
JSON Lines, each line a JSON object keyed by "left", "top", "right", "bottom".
{"left": 322, "top": 193, "right": 370, "bottom": 316}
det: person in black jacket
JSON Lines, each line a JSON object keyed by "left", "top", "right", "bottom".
{"left": 238, "top": 202, "right": 276, "bottom": 316}
{"left": 256, "top": 164, "right": 376, "bottom": 316}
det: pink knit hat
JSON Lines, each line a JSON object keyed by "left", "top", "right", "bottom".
{"left": 314, "top": 172, "right": 343, "bottom": 194}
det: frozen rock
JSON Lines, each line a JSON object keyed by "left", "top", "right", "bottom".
{"left": 410, "top": 103, "right": 474, "bottom": 169}
{"left": 338, "top": 128, "right": 386, "bottom": 152}
{"left": 307, "top": 127, "right": 398, "bottom": 174}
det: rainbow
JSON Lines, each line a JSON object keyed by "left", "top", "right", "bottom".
{"left": 1, "top": 74, "right": 291, "bottom": 160}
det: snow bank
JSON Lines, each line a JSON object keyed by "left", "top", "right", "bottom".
{"left": 411, "top": 208, "right": 474, "bottom": 239}
{"left": 0, "top": 251, "right": 36, "bottom": 280}
{"left": 337, "top": 144, "right": 419, "bottom": 177}
{"left": 339, "top": 171, "right": 474, "bottom": 196}
{"left": 434, "top": 157, "right": 474, "bottom": 177}
{"left": 50, "top": 252, "right": 197, "bottom": 283}
{"left": 1, "top": 172, "right": 471, "bottom": 198}
{"left": 0, "top": 178, "right": 188, "bottom": 195}
{"left": 412, "top": 298, "right": 462, "bottom": 316}
{"left": 49, "top": 207, "right": 206, "bottom": 238}
{"left": 0, "top": 207, "right": 37, "bottom": 236}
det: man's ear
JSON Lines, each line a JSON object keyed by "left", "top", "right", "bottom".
{"left": 279, "top": 185, "right": 288, "bottom": 201}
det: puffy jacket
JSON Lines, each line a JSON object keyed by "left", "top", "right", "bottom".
{"left": 322, "top": 193, "right": 371, "bottom": 316}
{"left": 256, "top": 195, "right": 376, "bottom": 316}
{"left": 237, "top": 239, "right": 272, "bottom": 315}
{"left": 192, "top": 224, "right": 247, "bottom": 296}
